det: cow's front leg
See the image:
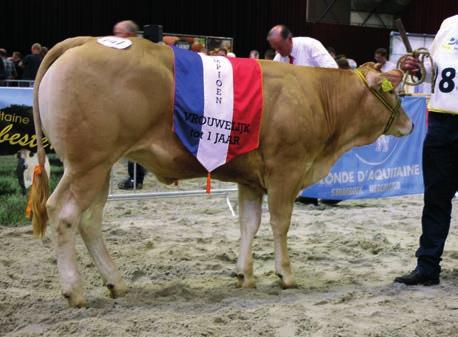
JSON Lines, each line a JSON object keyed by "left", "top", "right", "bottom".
{"left": 267, "top": 181, "right": 299, "bottom": 289}
{"left": 235, "top": 184, "right": 263, "bottom": 288}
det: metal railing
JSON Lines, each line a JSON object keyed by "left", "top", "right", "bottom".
{"left": 107, "top": 163, "right": 238, "bottom": 216}
{"left": 1, "top": 80, "right": 35, "bottom": 87}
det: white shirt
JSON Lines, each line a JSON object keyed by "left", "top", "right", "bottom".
{"left": 380, "top": 60, "right": 396, "bottom": 72}
{"left": 428, "top": 15, "right": 458, "bottom": 114}
{"left": 273, "top": 37, "right": 338, "bottom": 68}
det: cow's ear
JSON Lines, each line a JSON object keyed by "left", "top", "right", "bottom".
{"left": 366, "top": 71, "right": 381, "bottom": 89}
{"left": 381, "top": 69, "right": 404, "bottom": 89}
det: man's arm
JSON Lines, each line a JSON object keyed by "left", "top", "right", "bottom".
{"left": 309, "top": 39, "right": 338, "bottom": 68}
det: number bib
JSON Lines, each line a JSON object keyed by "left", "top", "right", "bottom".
{"left": 429, "top": 60, "right": 458, "bottom": 114}
{"left": 428, "top": 16, "right": 458, "bottom": 114}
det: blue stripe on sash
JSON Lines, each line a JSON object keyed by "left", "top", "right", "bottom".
{"left": 173, "top": 47, "right": 204, "bottom": 156}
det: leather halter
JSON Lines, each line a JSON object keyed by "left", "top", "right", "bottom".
{"left": 354, "top": 69, "right": 402, "bottom": 134}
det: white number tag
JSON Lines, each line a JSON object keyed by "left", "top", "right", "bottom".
{"left": 97, "top": 36, "right": 132, "bottom": 50}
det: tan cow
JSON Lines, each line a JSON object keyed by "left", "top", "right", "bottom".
{"left": 29, "top": 37, "right": 412, "bottom": 307}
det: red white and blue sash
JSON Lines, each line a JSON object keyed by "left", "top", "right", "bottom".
{"left": 172, "top": 47, "right": 263, "bottom": 172}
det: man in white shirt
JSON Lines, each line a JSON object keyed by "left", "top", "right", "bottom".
{"left": 267, "top": 25, "right": 338, "bottom": 207}
{"left": 113, "top": 20, "right": 147, "bottom": 190}
{"left": 267, "top": 25, "right": 338, "bottom": 68}
{"left": 374, "top": 48, "right": 396, "bottom": 72}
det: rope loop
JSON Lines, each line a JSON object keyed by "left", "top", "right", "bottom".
{"left": 396, "top": 48, "right": 435, "bottom": 93}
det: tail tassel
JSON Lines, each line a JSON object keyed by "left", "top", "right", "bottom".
{"left": 25, "top": 164, "right": 49, "bottom": 237}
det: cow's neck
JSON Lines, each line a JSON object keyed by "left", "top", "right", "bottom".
{"left": 295, "top": 67, "right": 388, "bottom": 183}
{"left": 317, "top": 69, "right": 386, "bottom": 154}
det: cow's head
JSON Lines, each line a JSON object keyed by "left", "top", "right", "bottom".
{"left": 357, "top": 62, "right": 413, "bottom": 137}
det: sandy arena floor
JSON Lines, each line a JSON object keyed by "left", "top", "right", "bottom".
{"left": 1, "top": 162, "right": 458, "bottom": 337}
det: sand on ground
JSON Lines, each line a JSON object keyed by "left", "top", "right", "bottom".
{"left": 1, "top": 161, "right": 457, "bottom": 337}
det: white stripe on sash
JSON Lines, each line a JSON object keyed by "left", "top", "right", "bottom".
{"left": 196, "top": 55, "right": 234, "bottom": 171}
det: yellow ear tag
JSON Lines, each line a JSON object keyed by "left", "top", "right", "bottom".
{"left": 381, "top": 78, "right": 394, "bottom": 92}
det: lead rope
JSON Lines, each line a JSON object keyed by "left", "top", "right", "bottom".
{"left": 396, "top": 48, "right": 435, "bottom": 95}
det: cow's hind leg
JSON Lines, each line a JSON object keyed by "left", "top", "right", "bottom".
{"left": 79, "top": 175, "right": 127, "bottom": 299}
{"left": 47, "top": 177, "right": 86, "bottom": 307}
{"left": 235, "top": 184, "right": 263, "bottom": 288}
{"left": 47, "top": 165, "right": 111, "bottom": 307}
{"left": 267, "top": 179, "right": 300, "bottom": 289}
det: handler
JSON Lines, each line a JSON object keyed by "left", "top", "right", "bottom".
{"left": 395, "top": 15, "right": 458, "bottom": 286}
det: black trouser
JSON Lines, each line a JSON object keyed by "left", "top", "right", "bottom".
{"left": 127, "top": 161, "right": 145, "bottom": 184}
{"left": 416, "top": 112, "right": 458, "bottom": 276}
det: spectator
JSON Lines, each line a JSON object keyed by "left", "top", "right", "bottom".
{"left": 263, "top": 48, "right": 275, "bottom": 60}
{"left": 336, "top": 57, "right": 350, "bottom": 69}
{"left": 374, "top": 47, "right": 396, "bottom": 72}
{"left": 191, "top": 42, "right": 204, "bottom": 53}
{"left": 113, "top": 20, "right": 146, "bottom": 190}
{"left": 0, "top": 54, "right": 5, "bottom": 81}
{"left": 215, "top": 48, "right": 227, "bottom": 56}
{"left": 347, "top": 58, "right": 357, "bottom": 69}
{"left": 21, "top": 43, "right": 42, "bottom": 80}
{"left": 40, "top": 46, "right": 48, "bottom": 59}
{"left": 267, "top": 25, "right": 338, "bottom": 206}
{"left": 220, "top": 40, "right": 232, "bottom": 53}
{"left": 113, "top": 20, "right": 139, "bottom": 38}
{"left": 9, "top": 51, "right": 23, "bottom": 79}
{"left": 267, "top": 24, "right": 337, "bottom": 68}
{"left": 0, "top": 49, "right": 16, "bottom": 79}
{"left": 335, "top": 54, "right": 353, "bottom": 70}
{"left": 249, "top": 50, "right": 260, "bottom": 59}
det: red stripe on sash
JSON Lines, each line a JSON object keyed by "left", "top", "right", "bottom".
{"left": 226, "top": 58, "right": 263, "bottom": 162}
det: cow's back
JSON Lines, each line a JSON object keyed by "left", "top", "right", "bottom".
{"left": 38, "top": 38, "right": 179, "bottom": 170}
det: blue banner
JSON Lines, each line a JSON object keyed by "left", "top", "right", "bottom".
{"left": 301, "top": 96, "right": 427, "bottom": 199}
{"left": 0, "top": 87, "right": 33, "bottom": 106}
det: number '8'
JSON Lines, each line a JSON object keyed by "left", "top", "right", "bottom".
{"left": 439, "top": 67, "right": 456, "bottom": 93}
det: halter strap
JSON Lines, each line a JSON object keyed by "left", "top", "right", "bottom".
{"left": 354, "top": 69, "right": 401, "bottom": 134}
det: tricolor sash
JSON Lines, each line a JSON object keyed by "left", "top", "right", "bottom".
{"left": 172, "top": 47, "right": 263, "bottom": 172}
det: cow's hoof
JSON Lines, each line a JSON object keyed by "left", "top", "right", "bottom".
{"left": 276, "top": 273, "right": 297, "bottom": 289}
{"left": 107, "top": 282, "right": 128, "bottom": 298}
{"left": 62, "top": 291, "right": 86, "bottom": 308}
{"left": 232, "top": 272, "right": 256, "bottom": 288}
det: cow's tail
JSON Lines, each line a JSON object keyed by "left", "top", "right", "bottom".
{"left": 28, "top": 36, "right": 92, "bottom": 237}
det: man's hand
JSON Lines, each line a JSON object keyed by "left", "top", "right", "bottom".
{"left": 400, "top": 55, "right": 420, "bottom": 73}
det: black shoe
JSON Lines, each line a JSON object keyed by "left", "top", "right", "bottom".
{"left": 118, "top": 178, "right": 143, "bottom": 190}
{"left": 394, "top": 270, "right": 439, "bottom": 286}
{"left": 295, "top": 196, "right": 319, "bottom": 206}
